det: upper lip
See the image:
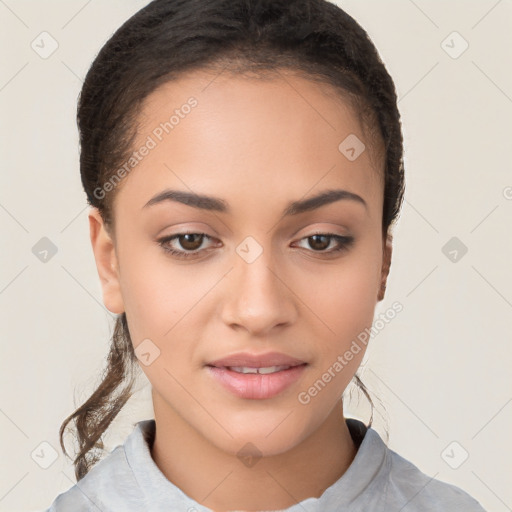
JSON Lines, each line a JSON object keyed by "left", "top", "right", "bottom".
{"left": 207, "top": 351, "right": 307, "bottom": 368}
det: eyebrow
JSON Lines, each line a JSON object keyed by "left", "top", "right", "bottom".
{"left": 142, "top": 188, "right": 367, "bottom": 216}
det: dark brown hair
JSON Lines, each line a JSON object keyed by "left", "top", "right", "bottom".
{"left": 59, "top": 0, "right": 405, "bottom": 481}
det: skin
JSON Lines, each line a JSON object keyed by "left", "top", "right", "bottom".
{"left": 89, "top": 68, "right": 392, "bottom": 511}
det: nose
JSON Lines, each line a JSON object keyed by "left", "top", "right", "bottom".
{"left": 220, "top": 247, "right": 298, "bottom": 336}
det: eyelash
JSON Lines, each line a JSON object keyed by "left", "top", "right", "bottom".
{"left": 157, "top": 231, "right": 354, "bottom": 260}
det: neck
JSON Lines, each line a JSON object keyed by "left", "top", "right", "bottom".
{"left": 150, "top": 393, "right": 358, "bottom": 511}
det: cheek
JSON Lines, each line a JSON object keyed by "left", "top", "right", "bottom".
{"left": 295, "top": 253, "right": 381, "bottom": 411}
{"left": 118, "top": 264, "right": 208, "bottom": 390}
{"left": 324, "top": 268, "right": 378, "bottom": 332}
{"left": 118, "top": 248, "right": 223, "bottom": 344}
{"left": 295, "top": 263, "right": 379, "bottom": 407}
{"left": 298, "top": 250, "right": 381, "bottom": 344}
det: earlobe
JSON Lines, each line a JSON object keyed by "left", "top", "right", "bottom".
{"left": 377, "top": 234, "right": 393, "bottom": 302}
{"left": 88, "top": 208, "right": 125, "bottom": 314}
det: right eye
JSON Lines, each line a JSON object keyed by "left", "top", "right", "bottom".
{"left": 157, "top": 233, "right": 217, "bottom": 259}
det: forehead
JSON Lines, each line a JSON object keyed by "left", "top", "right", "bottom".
{"left": 113, "top": 69, "right": 384, "bottom": 218}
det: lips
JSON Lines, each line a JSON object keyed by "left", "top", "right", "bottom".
{"left": 206, "top": 365, "right": 307, "bottom": 399}
{"left": 206, "top": 351, "right": 307, "bottom": 369}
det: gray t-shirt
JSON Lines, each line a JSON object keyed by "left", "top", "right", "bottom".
{"left": 45, "top": 418, "right": 486, "bottom": 511}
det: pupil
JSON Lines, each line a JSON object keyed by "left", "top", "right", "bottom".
{"left": 181, "top": 234, "right": 202, "bottom": 250}
{"left": 310, "top": 235, "right": 329, "bottom": 250}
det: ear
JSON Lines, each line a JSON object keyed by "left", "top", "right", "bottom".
{"left": 377, "top": 233, "right": 393, "bottom": 302}
{"left": 88, "top": 207, "right": 125, "bottom": 314}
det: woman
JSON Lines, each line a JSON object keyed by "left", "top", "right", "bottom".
{"left": 45, "top": 0, "right": 486, "bottom": 510}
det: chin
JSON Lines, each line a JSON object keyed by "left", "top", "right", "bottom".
{"left": 202, "top": 409, "right": 312, "bottom": 458}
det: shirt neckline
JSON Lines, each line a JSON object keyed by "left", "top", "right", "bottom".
{"left": 124, "top": 416, "right": 389, "bottom": 510}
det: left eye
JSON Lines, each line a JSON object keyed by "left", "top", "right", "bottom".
{"left": 157, "top": 232, "right": 354, "bottom": 259}
{"left": 294, "top": 234, "right": 353, "bottom": 253}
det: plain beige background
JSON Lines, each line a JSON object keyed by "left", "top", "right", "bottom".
{"left": 1, "top": 1, "right": 511, "bottom": 510}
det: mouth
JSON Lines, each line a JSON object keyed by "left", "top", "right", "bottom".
{"left": 206, "top": 363, "right": 308, "bottom": 400}
{"left": 210, "top": 364, "right": 304, "bottom": 375}
{"left": 206, "top": 351, "right": 308, "bottom": 369}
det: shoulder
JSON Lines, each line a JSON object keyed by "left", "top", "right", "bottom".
{"left": 44, "top": 444, "right": 143, "bottom": 512}
{"left": 383, "top": 444, "right": 486, "bottom": 511}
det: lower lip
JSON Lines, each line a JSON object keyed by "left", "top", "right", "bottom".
{"left": 206, "top": 364, "right": 308, "bottom": 400}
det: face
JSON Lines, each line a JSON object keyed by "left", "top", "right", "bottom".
{"left": 89, "top": 69, "right": 391, "bottom": 457}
